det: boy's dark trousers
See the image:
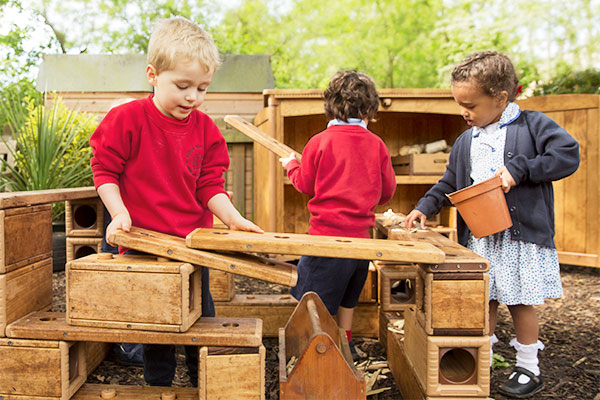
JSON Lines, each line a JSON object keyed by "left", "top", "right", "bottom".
{"left": 143, "top": 266, "right": 215, "bottom": 387}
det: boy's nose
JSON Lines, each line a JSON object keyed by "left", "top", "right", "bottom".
{"left": 185, "top": 91, "right": 198, "bottom": 102}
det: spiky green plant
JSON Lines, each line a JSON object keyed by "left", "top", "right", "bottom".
{"left": 0, "top": 95, "right": 97, "bottom": 218}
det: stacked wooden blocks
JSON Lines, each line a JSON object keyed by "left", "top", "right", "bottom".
{"left": 65, "top": 198, "right": 105, "bottom": 263}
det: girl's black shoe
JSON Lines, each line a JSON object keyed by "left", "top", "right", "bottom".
{"left": 498, "top": 367, "right": 544, "bottom": 398}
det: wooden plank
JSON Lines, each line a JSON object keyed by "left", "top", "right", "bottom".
{"left": 0, "top": 204, "right": 52, "bottom": 273}
{"left": 199, "top": 345, "right": 265, "bottom": 400}
{"left": 6, "top": 311, "right": 263, "bottom": 347}
{"left": 229, "top": 143, "right": 247, "bottom": 215}
{"left": 1, "top": 258, "right": 53, "bottom": 337}
{"left": 0, "top": 187, "right": 98, "bottom": 209}
{"left": 517, "top": 94, "right": 598, "bottom": 113}
{"left": 72, "top": 384, "right": 199, "bottom": 400}
{"left": 225, "top": 115, "right": 301, "bottom": 161}
{"left": 388, "top": 325, "right": 427, "bottom": 400}
{"left": 557, "top": 251, "right": 599, "bottom": 268}
{"left": 109, "top": 227, "right": 298, "bottom": 286}
{"left": 186, "top": 228, "right": 446, "bottom": 264}
{"left": 210, "top": 269, "right": 235, "bottom": 302}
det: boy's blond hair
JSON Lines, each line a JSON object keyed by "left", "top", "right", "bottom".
{"left": 147, "top": 16, "right": 221, "bottom": 74}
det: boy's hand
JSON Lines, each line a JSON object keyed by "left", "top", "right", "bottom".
{"left": 279, "top": 152, "right": 296, "bottom": 169}
{"left": 495, "top": 166, "right": 516, "bottom": 193}
{"left": 105, "top": 211, "right": 131, "bottom": 245}
{"left": 227, "top": 215, "right": 264, "bottom": 234}
{"left": 404, "top": 209, "right": 427, "bottom": 230}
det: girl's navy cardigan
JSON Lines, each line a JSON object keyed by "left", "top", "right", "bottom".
{"left": 416, "top": 110, "right": 580, "bottom": 248}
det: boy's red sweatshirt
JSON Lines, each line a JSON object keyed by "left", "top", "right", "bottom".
{"left": 286, "top": 124, "right": 396, "bottom": 238}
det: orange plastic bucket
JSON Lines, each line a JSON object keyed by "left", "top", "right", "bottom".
{"left": 447, "top": 176, "right": 513, "bottom": 238}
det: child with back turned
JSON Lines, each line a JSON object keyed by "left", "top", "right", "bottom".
{"left": 279, "top": 70, "right": 397, "bottom": 359}
{"left": 89, "top": 16, "right": 262, "bottom": 387}
{"left": 404, "top": 51, "right": 579, "bottom": 398}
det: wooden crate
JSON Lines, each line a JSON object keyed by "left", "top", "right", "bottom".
{"left": 65, "top": 198, "right": 104, "bottom": 237}
{"left": 1, "top": 258, "right": 52, "bottom": 337}
{"left": 416, "top": 265, "right": 489, "bottom": 336}
{"left": 215, "top": 294, "right": 379, "bottom": 338}
{"left": 66, "top": 237, "right": 103, "bottom": 264}
{"left": 84, "top": 342, "right": 111, "bottom": 375}
{"left": 66, "top": 254, "right": 202, "bottom": 332}
{"left": 377, "top": 262, "right": 421, "bottom": 312}
{"left": 210, "top": 269, "right": 235, "bottom": 302}
{"left": 358, "top": 262, "right": 377, "bottom": 303}
{"left": 392, "top": 153, "right": 450, "bottom": 175}
{"left": 378, "top": 308, "right": 403, "bottom": 354}
{"left": 279, "top": 292, "right": 366, "bottom": 399}
{"left": 402, "top": 309, "right": 490, "bottom": 397}
{"left": 199, "top": 345, "right": 265, "bottom": 400}
{"left": 0, "top": 204, "right": 52, "bottom": 273}
{"left": 0, "top": 338, "right": 86, "bottom": 399}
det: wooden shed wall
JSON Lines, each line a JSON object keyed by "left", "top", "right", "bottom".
{"left": 46, "top": 91, "right": 260, "bottom": 219}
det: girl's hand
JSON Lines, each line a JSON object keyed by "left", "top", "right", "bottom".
{"left": 279, "top": 152, "right": 296, "bottom": 169}
{"left": 227, "top": 215, "right": 264, "bottom": 234}
{"left": 105, "top": 211, "right": 131, "bottom": 245}
{"left": 495, "top": 166, "right": 516, "bottom": 193}
{"left": 404, "top": 209, "right": 427, "bottom": 230}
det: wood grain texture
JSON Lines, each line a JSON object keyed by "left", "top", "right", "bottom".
{"left": 6, "top": 311, "right": 262, "bottom": 347}
{"left": 0, "top": 187, "right": 98, "bottom": 209}
{"left": 109, "top": 227, "right": 298, "bottom": 286}
{"left": 72, "top": 384, "right": 199, "bottom": 400}
{"left": 186, "top": 228, "right": 446, "bottom": 264}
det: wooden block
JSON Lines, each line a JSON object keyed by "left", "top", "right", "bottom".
{"left": 387, "top": 326, "right": 426, "bottom": 400}
{"left": 199, "top": 345, "right": 265, "bottom": 400}
{"left": 377, "top": 262, "right": 421, "bottom": 312}
{"left": 65, "top": 198, "right": 104, "bottom": 237}
{"left": 378, "top": 308, "right": 403, "bottom": 354}
{"left": 186, "top": 228, "right": 446, "bottom": 264}
{"left": 72, "top": 384, "right": 199, "bottom": 400}
{"left": 357, "top": 263, "right": 377, "bottom": 303}
{"left": 0, "top": 187, "right": 98, "bottom": 210}
{"left": 0, "top": 204, "right": 52, "bottom": 273}
{"left": 0, "top": 338, "right": 86, "bottom": 399}
{"left": 279, "top": 293, "right": 366, "bottom": 399}
{"left": 215, "top": 294, "right": 378, "bottom": 338}
{"left": 0, "top": 258, "right": 52, "bottom": 337}
{"left": 7, "top": 311, "right": 263, "bottom": 347}
{"left": 403, "top": 309, "right": 490, "bottom": 397}
{"left": 110, "top": 227, "right": 298, "bottom": 287}
{"left": 84, "top": 342, "right": 111, "bottom": 375}
{"left": 66, "top": 237, "right": 103, "bottom": 264}
{"left": 210, "top": 269, "right": 235, "bottom": 301}
{"left": 416, "top": 266, "right": 489, "bottom": 336}
{"left": 392, "top": 153, "right": 450, "bottom": 175}
{"left": 66, "top": 254, "right": 202, "bottom": 332}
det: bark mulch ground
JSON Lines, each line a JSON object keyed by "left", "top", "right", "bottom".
{"left": 52, "top": 264, "right": 599, "bottom": 399}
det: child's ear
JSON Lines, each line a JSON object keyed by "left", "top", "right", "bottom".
{"left": 146, "top": 64, "right": 158, "bottom": 86}
{"left": 497, "top": 90, "right": 509, "bottom": 104}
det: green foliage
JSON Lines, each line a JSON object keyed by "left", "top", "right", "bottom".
{"left": 0, "top": 95, "right": 97, "bottom": 219}
{"left": 533, "top": 66, "right": 600, "bottom": 96}
{"left": 492, "top": 353, "right": 510, "bottom": 369}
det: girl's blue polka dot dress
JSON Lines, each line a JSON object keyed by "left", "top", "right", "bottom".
{"left": 467, "top": 102, "right": 562, "bottom": 306}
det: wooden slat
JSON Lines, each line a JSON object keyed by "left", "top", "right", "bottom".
{"left": 0, "top": 187, "right": 98, "bottom": 209}
{"left": 225, "top": 115, "right": 301, "bottom": 161}
{"left": 109, "top": 227, "right": 297, "bottom": 286}
{"left": 73, "top": 384, "right": 199, "bottom": 400}
{"left": 186, "top": 228, "right": 446, "bottom": 264}
{"left": 6, "top": 311, "right": 262, "bottom": 347}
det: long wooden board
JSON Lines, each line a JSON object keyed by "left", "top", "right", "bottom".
{"left": 0, "top": 187, "right": 98, "bottom": 209}
{"left": 224, "top": 114, "right": 302, "bottom": 161}
{"left": 186, "top": 228, "right": 446, "bottom": 264}
{"left": 6, "top": 311, "right": 262, "bottom": 347}
{"left": 73, "top": 384, "right": 199, "bottom": 400}
{"left": 109, "top": 227, "right": 297, "bottom": 286}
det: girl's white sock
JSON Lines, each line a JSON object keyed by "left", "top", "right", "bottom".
{"left": 490, "top": 334, "right": 499, "bottom": 367}
{"left": 510, "top": 338, "right": 545, "bottom": 380}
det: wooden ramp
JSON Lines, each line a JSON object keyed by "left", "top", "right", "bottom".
{"left": 109, "top": 227, "right": 297, "bottom": 286}
{"left": 186, "top": 228, "right": 446, "bottom": 264}
{"left": 6, "top": 311, "right": 262, "bottom": 347}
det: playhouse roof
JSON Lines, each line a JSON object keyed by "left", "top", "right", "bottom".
{"left": 36, "top": 53, "right": 274, "bottom": 93}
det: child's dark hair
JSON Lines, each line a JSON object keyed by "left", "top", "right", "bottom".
{"left": 324, "top": 70, "right": 379, "bottom": 122}
{"left": 451, "top": 51, "right": 519, "bottom": 101}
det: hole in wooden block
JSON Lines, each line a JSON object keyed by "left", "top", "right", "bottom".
{"left": 222, "top": 322, "right": 240, "bottom": 328}
{"left": 397, "top": 243, "right": 415, "bottom": 247}
{"left": 246, "top": 295, "right": 255, "bottom": 299}
{"left": 212, "top": 231, "right": 229, "bottom": 235}
{"left": 438, "top": 347, "right": 477, "bottom": 385}
{"left": 280, "top": 295, "right": 291, "bottom": 300}
{"left": 73, "top": 204, "right": 97, "bottom": 229}
{"left": 68, "top": 343, "right": 84, "bottom": 383}
{"left": 390, "top": 278, "right": 415, "bottom": 304}
{"left": 274, "top": 235, "right": 290, "bottom": 239}
{"left": 335, "top": 239, "right": 352, "bottom": 243}
{"left": 74, "top": 245, "right": 97, "bottom": 259}
{"left": 39, "top": 317, "right": 57, "bottom": 321}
